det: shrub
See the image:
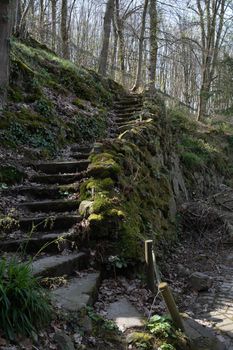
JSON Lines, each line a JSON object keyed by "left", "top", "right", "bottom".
{"left": 0, "top": 258, "right": 52, "bottom": 340}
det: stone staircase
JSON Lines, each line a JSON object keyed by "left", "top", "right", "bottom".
{"left": 112, "top": 94, "right": 143, "bottom": 137}
{"left": 0, "top": 93, "right": 143, "bottom": 313}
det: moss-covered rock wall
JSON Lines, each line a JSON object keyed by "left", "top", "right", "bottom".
{"left": 79, "top": 98, "right": 178, "bottom": 259}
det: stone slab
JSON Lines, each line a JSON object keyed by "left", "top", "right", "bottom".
{"left": 106, "top": 297, "right": 144, "bottom": 331}
{"left": 183, "top": 316, "right": 226, "bottom": 350}
{"left": 32, "top": 252, "right": 87, "bottom": 277}
{"left": 53, "top": 272, "right": 100, "bottom": 311}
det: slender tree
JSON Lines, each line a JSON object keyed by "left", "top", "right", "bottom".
{"left": 132, "top": 0, "right": 149, "bottom": 91}
{"left": 196, "top": 0, "right": 227, "bottom": 119}
{"left": 149, "top": 0, "right": 158, "bottom": 93}
{"left": 98, "top": 0, "right": 115, "bottom": 76}
{"left": 61, "top": 0, "right": 69, "bottom": 59}
{"left": 0, "top": 0, "right": 15, "bottom": 110}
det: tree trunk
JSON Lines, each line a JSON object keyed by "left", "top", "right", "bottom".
{"left": 98, "top": 0, "right": 115, "bottom": 76}
{"left": 196, "top": 0, "right": 226, "bottom": 120}
{"left": 115, "top": 0, "right": 125, "bottom": 86}
{"left": 110, "top": 20, "right": 118, "bottom": 79}
{"left": 149, "top": 0, "right": 158, "bottom": 93}
{"left": 51, "top": 0, "right": 57, "bottom": 51}
{"left": 61, "top": 0, "right": 69, "bottom": 59}
{"left": 0, "top": 0, "right": 14, "bottom": 110}
{"left": 132, "top": 0, "right": 149, "bottom": 91}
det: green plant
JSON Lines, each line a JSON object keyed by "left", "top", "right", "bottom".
{"left": 181, "top": 151, "right": 203, "bottom": 169}
{"left": 159, "top": 344, "right": 175, "bottom": 350}
{"left": 86, "top": 307, "right": 119, "bottom": 332}
{"left": 147, "top": 315, "right": 175, "bottom": 339}
{"left": 0, "top": 258, "right": 52, "bottom": 340}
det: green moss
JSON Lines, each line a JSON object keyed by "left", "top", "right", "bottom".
{"left": 80, "top": 110, "right": 176, "bottom": 259}
{"left": 181, "top": 152, "right": 204, "bottom": 169}
{"left": 72, "top": 98, "right": 86, "bottom": 109}
{"left": 89, "top": 213, "right": 104, "bottom": 223}
{"left": 88, "top": 153, "right": 121, "bottom": 179}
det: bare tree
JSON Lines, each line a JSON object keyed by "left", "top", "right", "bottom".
{"left": 61, "top": 0, "right": 70, "bottom": 59}
{"left": 149, "top": 0, "right": 158, "bottom": 93}
{"left": 132, "top": 0, "right": 149, "bottom": 91}
{"left": 98, "top": 0, "right": 115, "bottom": 76}
{"left": 196, "top": 0, "right": 228, "bottom": 119}
{"left": 0, "top": 0, "right": 15, "bottom": 110}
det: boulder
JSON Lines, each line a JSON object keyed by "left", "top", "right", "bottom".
{"left": 189, "top": 272, "right": 213, "bottom": 292}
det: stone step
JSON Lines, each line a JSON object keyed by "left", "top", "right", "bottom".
{"left": 31, "top": 172, "right": 86, "bottom": 184}
{"left": 71, "top": 152, "right": 90, "bottom": 160}
{"left": 19, "top": 199, "right": 80, "bottom": 213}
{"left": 0, "top": 232, "right": 76, "bottom": 253}
{"left": 115, "top": 114, "right": 140, "bottom": 123}
{"left": 114, "top": 105, "right": 142, "bottom": 112}
{"left": 115, "top": 98, "right": 142, "bottom": 105}
{"left": 13, "top": 184, "right": 79, "bottom": 200}
{"left": 52, "top": 272, "right": 100, "bottom": 311}
{"left": 19, "top": 214, "right": 81, "bottom": 232}
{"left": 34, "top": 160, "right": 89, "bottom": 174}
{"left": 32, "top": 252, "right": 88, "bottom": 277}
{"left": 70, "top": 145, "right": 93, "bottom": 153}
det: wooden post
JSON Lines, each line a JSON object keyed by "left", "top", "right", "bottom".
{"left": 159, "top": 282, "right": 185, "bottom": 331}
{"left": 145, "top": 240, "right": 156, "bottom": 293}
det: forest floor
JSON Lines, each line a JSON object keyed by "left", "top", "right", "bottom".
{"left": 1, "top": 185, "right": 233, "bottom": 349}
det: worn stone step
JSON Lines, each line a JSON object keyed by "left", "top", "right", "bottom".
{"left": 19, "top": 214, "right": 81, "bottom": 232}
{"left": 71, "top": 145, "right": 93, "bottom": 153}
{"left": 115, "top": 98, "right": 142, "bottom": 105}
{"left": 115, "top": 116, "right": 137, "bottom": 123}
{"left": 52, "top": 272, "right": 100, "bottom": 311}
{"left": 19, "top": 199, "right": 80, "bottom": 213}
{"left": 71, "top": 152, "right": 90, "bottom": 160}
{"left": 32, "top": 252, "right": 88, "bottom": 277}
{"left": 14, "top": 184, "right": 79, "bottom": 200}
{"left": 114, "top": 105, "right": 142, "bottom": 112}
{"left": 0, "top": 232, "right": 76, "bottom": 253}
{"left": 31, "top": 172, "right": 86, "bottom": 184}
{"left": 34, "top": 160, "right": 89, "bottom": 174}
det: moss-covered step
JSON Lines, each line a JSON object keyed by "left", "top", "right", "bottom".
{"left": 10, "top": 184, "right": 79, "bottom": 200}
{"left": 32, "top": 252, "right": 88, "bottom": 277}
{"left": 0, "top": 232, "right": 76, "bottom": 253}
{"left": 52, "top": 272, "right": 100, "bottom": 311}
{"left": 31, "top": 172, "right": 86, "bottom": 184}
{"left": 19, "top": 199, "right": 80, "bottom": 213}
{"left": 19, "top": 214, "right": 81, "bottom": 232}
{"left": 34, "top": 160, "right": 89, "bottom": 174}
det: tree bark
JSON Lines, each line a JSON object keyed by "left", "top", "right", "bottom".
{"left": 98, "top": 0, "right": 115, "bottom": 76}
{"left": 132, "top": 0, "right": 149, "bottom": 91}
{"left": 115, "top": 0, "right": 126, "bottom": 86}
{"left": 61, "top": 0, "right": 69, "bottom": 59}
{"left": 197, "top": 0, "right": 226, "bottom": 120}
{"left": 0, "top": 0, "right": 14, "bottom": 110}
{"left": 149, "top": 0, "right": 158, "bottom": 93}
{"left": 51, "top": 0, "right": 57, "bottom": 51}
